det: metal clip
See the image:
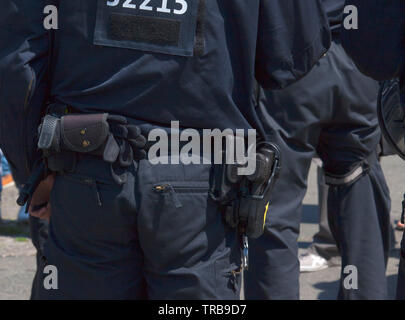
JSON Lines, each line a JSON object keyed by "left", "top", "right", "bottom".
{"left": 242, "top": 235, "right": 249, "bottom": 270}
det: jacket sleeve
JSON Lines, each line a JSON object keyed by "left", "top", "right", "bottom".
{"left": 341, "top": 0, "right": 405, "bottom": 81}
{"left": 0, "top": 1, "right": 52, "bottom": 184}
{"left": 256, "top": 0, "right": 331, "bottom": 90}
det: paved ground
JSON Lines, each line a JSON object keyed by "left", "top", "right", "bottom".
{"left": 0, "top": 156, "right": 404, "bottom": 300}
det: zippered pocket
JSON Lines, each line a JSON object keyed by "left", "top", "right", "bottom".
{"left": 62, "top": 173, "right": 115, "bottom": 207}
{"left": 153, "top": 183, "right": 209, "bottom": 209}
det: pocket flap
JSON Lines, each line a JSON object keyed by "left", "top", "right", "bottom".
{"left": 61, "top": 113, "right": 109, "bottom": 153}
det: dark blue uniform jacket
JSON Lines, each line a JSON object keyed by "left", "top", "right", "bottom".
{"left": 342, "top": 0, "right": 405, "bottom": 83}
{"left": 0, "top": 0, "right": 330, "bottom": 183}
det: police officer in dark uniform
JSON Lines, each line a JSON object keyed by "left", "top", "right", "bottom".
{"left": 245, "top": 0, "right": 391, "bottom": 300}
{"left": 0, "top": 1, "right": 330, "bottom": 299}
{"left": 341, "top": 0, "right": 405, "bottom": 300}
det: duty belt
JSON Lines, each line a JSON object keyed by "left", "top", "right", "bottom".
{"left": 18, "top": 105, "right": 282, "bottom": 267}
{"left": 17, "top": 108, "right": 147, "bottom": 207}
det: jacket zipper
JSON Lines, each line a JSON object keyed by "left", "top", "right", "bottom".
{"left": 153, "top": 183, "right": 209, "bottom": 209}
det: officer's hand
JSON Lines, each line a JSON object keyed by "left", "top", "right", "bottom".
{"left": 29, "top": 174, "right": 55, "bottom": 221}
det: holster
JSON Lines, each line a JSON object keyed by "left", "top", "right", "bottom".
{"left": 210, "top": 159, "right": 242, "bottom": 228}
{"left": 210, "top": 141, "right": 281, "bottom": 239}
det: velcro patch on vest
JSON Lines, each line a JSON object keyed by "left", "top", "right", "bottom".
{"left": 109, "top": 13, "right": 180, "bottom": 47}
{"left": 94, "top": 0, "right": 202, "bottom": 57}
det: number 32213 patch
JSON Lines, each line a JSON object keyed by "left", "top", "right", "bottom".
{"left": 94, "top": 0, "right": 202, "bottom": 57}
{"left": 106, "top": 0, "right": 189, "bottom": 15}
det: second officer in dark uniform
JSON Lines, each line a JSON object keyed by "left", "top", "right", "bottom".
{"left": 341, "top": 0, "right": 405, "bottom": 300}
{"left": 245, "top": 0, "right": 391, "bottom": 300}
